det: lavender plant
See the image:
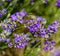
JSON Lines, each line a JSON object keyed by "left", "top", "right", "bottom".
{"left": 0, "top": 0, "right": 60, "bottom": 56}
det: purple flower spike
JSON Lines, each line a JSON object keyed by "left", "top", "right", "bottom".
{"left": 1, "top": 8, "right": 7, "bottom": 14}
{"left": 39, "top": 28, "right": 46, "bottom": 38}
{"left": 47, "top": 21, "right": 59, "bottom": 36}
{"left": 10, "top": 9, "right": 27, "bottom": 24}
{"left": 56, "top": 0, "right": 60, "bottom": 7}
{"left": 16, "top": 12, "right": 20, "bottom": 15}
{"left": 53, "top": 21, "right": 59, "bottom": 24}
{"left": 14, "top": 33, "right": 29, "bottom": 48}
{"left": 11, "top": 14, "right": 17, "bottom": 20}
{"left": 43, "top": 40, "right": 55, "bottom": 51}
{"left": 8, "top": 43, "right": 13, "bottom": 48}
{"left": 43, "top": 47, "right": 48, "bottom": 51}
{"left": 36, "top": 16, "right": 42, "bottom": 22}
{"left": 20, "top": 9, "right": 27, "bottom": 17}
{"left": 0, "top": 37, "right": 3, "bottom": 41}
{"left": 0, "top": 13, "right": 2, "bottom": 18}
{"left": 27, "top": 16, "right": 47, "bottom": 37}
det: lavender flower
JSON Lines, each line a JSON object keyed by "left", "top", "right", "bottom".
{"left": 8, "top": 43, "right": 13, "bottom": 48}
{"left": 56, "top": 0, "right": 60, "bottom": 7}
{"left": 0, "top": 19, "right": 16, "bottom": 39}
{"left": 42, "top": 21, "right": 59, "bottom": 38}
{"left": 0, "top": 13, "right": 2, "bottom": 18}
{"left": 1, "top": 19, "right": 16, "bottom": 31}
{"left": 47, "top": 21, "right": 59, "bottom": 34}
{"left": 11, "top": 9, "right": 27, "bottom": 24}
{"left": 30, "top": 0, "right": 34, "bottom": 4}
{"left": 27, "top": 16, "right": 46, "bottom": 37}
{"left": 19, "top": 9, "right": 27, "bottom": 17}
{"left": 28, "top": 23, "right": 39, "bottom": 32}
{"left": 1, "top": 8, "right": 7, "bottom": 14}
{"left": 14, "top": 33, "right": 29, "bottom": 48}
{"left": 36, "top": 16, "right": 43, "bottom": 22}
{"left": 10, "top": 14, "right": 17, "bottom": 20}
{"left": 0, "top": 37, "right": 3, "bottom": 41}
{"left": 43, "top": 40, "right": 55, "bottom": 51}
{"left": 39, "top": 28, "right": 46, "bottom": 38}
